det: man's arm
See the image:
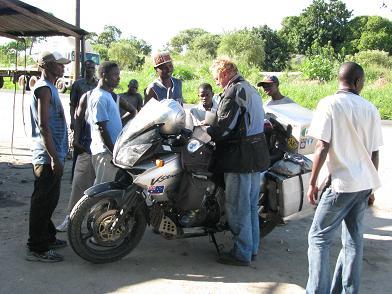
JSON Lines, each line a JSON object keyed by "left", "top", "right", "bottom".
{"left": 144, "top": 86, "right": 157, "bottom": 104}
{"left": 307, "top": 139, "right": 330, "bottom": 205}
{"left": 119, "top": 95, "right": 137, "bottom": 119}
{"left": 206, "top": 89, "right": 241, "bottom": 140}
{"left": 36, "top": 87, "right": 64, "bottom": 176}
{"left": 97, "top": 121, "right": 115, "bottom": 153}
{"left": 137, "top": 93, "right": 143, "bottom": 111}
{"left": 69, "top": 83, "right": 79, "bottom": 130}
{"left": 72, "top": 93, "right": 88, "bottom": 154}
{"left": 368, "top": 150, "right": 380, "bottom": 206}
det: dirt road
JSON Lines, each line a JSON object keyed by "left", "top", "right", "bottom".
{"left": 0, "top": 90, "right": 391, "bottom": 293}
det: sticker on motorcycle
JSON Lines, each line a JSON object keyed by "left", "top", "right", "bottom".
{"left": 287, "top": 136, "right": 299, "bottom": 151}
{"left": 148, "top": 185, "right": 165, "bottom": 194}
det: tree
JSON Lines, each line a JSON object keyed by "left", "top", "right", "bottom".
{"left": 97, "top": 25, "right": 122, "bottom": 48}
{"left": 343, "top": 16, "right": 392, "bottom": 54}
{"left": 279, "top": 0, "right": 352, "bottom": 54}
{"left": 357, "top": 16, "right": 392, "bottom": 53}
{"left": 108, "top": 39, "right": 145, "bottom": 70}
{"left": 278, "top": 16, "right": 301, "bottom": 54}
{"left": 251, "top": 25, "right": 290, "bottom": 71}
{"left": 218, "top": 30, "right": 265, "bottom": 69}
{"left": 187, "top": 33, "right": 221, "bottom": 59}
{"left": 125, "top": 36, "right": 152, "bottom": 56}
{"left": 92, "top": 43, "right": 109, "bottom": 62}
{"left": 169, "top": 28, "right": 209, "bottom": 53}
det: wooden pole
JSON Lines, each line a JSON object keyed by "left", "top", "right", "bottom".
{"left": 74, "top": 0, "right": 81, "bottom": 79}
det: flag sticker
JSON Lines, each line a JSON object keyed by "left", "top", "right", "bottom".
{"left": 148, "top": 185, "right": 165, "bottom": 194}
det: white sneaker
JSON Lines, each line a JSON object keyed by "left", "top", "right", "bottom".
{"left": 56, "top": 215, "right": 69, "bottom": 232}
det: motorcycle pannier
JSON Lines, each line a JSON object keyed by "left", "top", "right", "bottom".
{"left": 265, "top": 154, "right": 313, "bottom": 217}
{"left": 266, "top": 171, "right": 312, "bottom": 217}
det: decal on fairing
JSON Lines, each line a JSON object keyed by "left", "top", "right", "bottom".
{"left": 147, "top": 185, "right": 165, "bottom": 194}
{"left": 150, "top": 173, "right": 181, "bottom": 185}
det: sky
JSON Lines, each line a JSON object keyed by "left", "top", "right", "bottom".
{"left": 1, "top": 0, "right": 391, "bottom": 50}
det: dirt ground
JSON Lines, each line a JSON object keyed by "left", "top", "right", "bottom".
{"left": 0, "top": 90, "right": 391, "bottom": 294}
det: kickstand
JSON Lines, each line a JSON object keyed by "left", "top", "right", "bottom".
{"left": 209, "top": 232, "right": 223, "bottom": 256}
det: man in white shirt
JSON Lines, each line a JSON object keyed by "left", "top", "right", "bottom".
{"left": 306, "top": 62, "right": 383, "bottom": 294}
{"left": 257, "top": 75, "right": 295, "bottom": 106}
{"left": 186, "top": 83, "right": 219, "bottom": 130}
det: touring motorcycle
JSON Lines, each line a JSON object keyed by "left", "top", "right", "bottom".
{"left": 68, "top": 98, "right": 312, "bottom": 263}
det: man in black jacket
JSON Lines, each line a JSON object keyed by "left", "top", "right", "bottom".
{"left": 207, "top": 57, "right": 270, "bottom": 266}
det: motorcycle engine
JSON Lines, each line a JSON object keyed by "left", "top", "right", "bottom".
{"left": 149, "top": 203, "right": 182, "bottom": 239}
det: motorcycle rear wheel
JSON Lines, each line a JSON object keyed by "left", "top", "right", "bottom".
{"left": 68, "top": 193, "right": 146, "bottom": 263}
{"left": 258, "top": 192, "right": 280, "bottom": 238}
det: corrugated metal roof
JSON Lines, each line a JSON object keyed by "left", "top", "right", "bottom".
{"left": 0, "top": 0, "right": 88, "bottom": 40}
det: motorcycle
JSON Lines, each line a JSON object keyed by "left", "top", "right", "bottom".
{"left": 68, "top": 98, "right": 312, "bottom": 263}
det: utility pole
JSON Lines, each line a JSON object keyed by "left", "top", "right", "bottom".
{"left": 74, "top": 0, "right": 81, "bottom": 79}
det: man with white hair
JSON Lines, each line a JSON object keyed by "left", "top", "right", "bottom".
{"left": 207, "top": 57, "right": 270, "bottom": 266}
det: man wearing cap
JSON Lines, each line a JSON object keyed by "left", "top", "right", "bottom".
{"left": 119, "top": 79, "right": 143, "bottom": 125}
{"left": 144, "top": 52, "right": 183, "bottom": 104}
{"left": 26, "top": 51, "right": 70, "bottom": 262}
{"left": 257, "top": 75, "right": 295, "bottom": 106}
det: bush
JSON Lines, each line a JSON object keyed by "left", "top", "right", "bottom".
{"left": 300, "top": 55, "right": 337, "bottom": 82}
{"left": 300, "top": 42, "right": 339, "bottom": 81}
{"left": 353, "top": 50, "right": 391, "bottom": 68}
{"left": 173, "top": 64, "right": 197, "bottom": 80}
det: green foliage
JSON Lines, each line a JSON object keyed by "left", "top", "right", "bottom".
{"left": 169, "top": 28, "right": 209, "bottom": 53}
{"left": 251, "top": 25, "right": 290, "bottom": 71}
{"left": 357, "top": 17, "right": 392, "bottom": 53}
{"left": 92, "top": 43, "right": 109, "bottom": 61}
{"left": 300, "top": 42, "right": 339, "bottom": 81}
{"left": 108, "top": 40, "right": 145, "bottom": 70}
{"left": 126, "top": 36, "right": 152, "bottom": 56}
{"left": 173, "top": 65, "right": 196, "bottom": 80}
{"left": 344, "top": 16, "right": 392, "bottom": 54}
{"left": 218, "top": 30, "right": 265, "bottom": 69}
{"left": 0, "top": 40, "right": 36, "bottom": 66}
{"left": 280, "top": 0, "right": 352, "bottom": 54}
{"left": 353, "top": 50, "right": 391, "bottom": 68}
{"left": 187, "top": 33, "right": 221, "bottom": 59}
{"left": 96, "top": 25, "right": 122, "bottom": 48}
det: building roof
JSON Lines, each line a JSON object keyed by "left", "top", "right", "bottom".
{"left": 0, "top": 0, "right": 88, "bottom": 40}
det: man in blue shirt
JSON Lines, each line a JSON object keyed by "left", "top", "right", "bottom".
{"left": 26, "top": 51, "right": 70, "bottom": 262}
{"left": 87, "top": 61, "right": 135, "bottom": 184}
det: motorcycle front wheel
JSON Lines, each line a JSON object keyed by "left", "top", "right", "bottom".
{"left": 68, "top": 192, "right": 147, "bottom": 263}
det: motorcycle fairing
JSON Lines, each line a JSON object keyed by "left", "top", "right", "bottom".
{"left": 113, "top": 127, "right": 162, "bottom": 169}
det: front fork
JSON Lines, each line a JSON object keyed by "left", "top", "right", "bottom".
{"left": 110, "top": 185, "right": 147, "bottom": 231}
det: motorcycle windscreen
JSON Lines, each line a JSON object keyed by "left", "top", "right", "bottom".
{"left": 113, "top": 127, "right": 161, "bottom": 168}
{"left": 115, "top": 98, "right": 173, "bottom": 147}
{"left": 113, "top": 98, "right": 173, "bottom": 167}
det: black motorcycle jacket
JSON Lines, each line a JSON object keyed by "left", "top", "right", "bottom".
{"left": 207, "top": 75, "right": 270, "bottom": 173}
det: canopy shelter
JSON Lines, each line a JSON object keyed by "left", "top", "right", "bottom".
{"left": 0, "top": 0, "right": 88, "bottom": 40}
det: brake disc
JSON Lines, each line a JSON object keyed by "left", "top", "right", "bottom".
{"left": 93, "top": 209, "right": 133, "bottom": 247}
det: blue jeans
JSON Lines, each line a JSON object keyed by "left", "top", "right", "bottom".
{"left": 306, "top": 188, "right": 371, "bottom": 294}
{"left": 224, "top": 172, "right": 261, "bottom": 262}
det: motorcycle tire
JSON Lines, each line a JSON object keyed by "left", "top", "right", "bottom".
{"left": 68, "top": 193, "right": 147, "bottom": 263}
